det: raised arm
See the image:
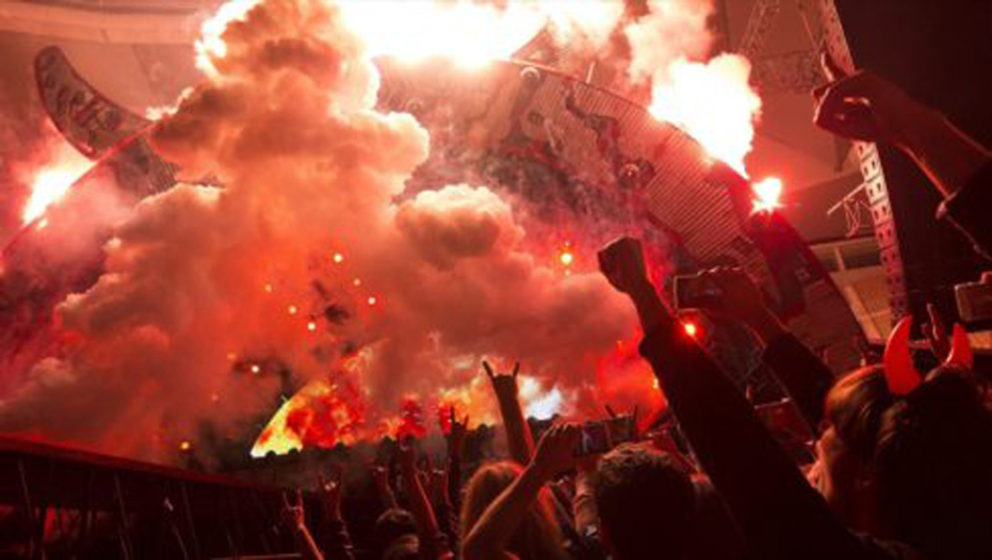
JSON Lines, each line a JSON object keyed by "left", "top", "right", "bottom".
{"left": 316, "top": 464, "right": 355, "bottom": 560}
{"left": 572, "top": 456, "right": 600, "bottom": 537}
{"left": 813, "top": 56, "right": 992, "bottom": 255}
{"left": 483, "top": 360, "right": 536, "bottom": 465}
{"left": 696, "top": 267, "right": 834, "bottom": 433}
{"left": 371, "top": 464, "right": 398, "bottom": 510}
{"left": 281, "top": 490, "right": 325, "bottom": 560}
{"left": 599, "top": 238, "right": 868, "bottom": 559}
{"left": 442, "top": 408, "right": 467, "bottom": 546}
{"left": 397, "top": 440, "right": 448, "bottom": 557}
{"left": 462, "top": 424, "right": 579, "bottom": 560}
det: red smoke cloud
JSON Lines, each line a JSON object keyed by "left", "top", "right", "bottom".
{"left": 0, "top": 0, "right": 762, "bottom": 463}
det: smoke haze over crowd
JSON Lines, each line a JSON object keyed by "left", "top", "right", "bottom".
{"left": 0, "top": 0, "right": 760, "bottom": 464}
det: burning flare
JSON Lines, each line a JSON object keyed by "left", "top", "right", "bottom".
{"left": 22, "top": 144, "right": 93, "bottom": 224}
{"left": 647, "top": 55, "right": 762, "bottom": 175}
{"left": 751, "top": 177, "right": 784, "bottom": 214}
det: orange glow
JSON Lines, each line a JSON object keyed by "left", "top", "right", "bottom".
{"left": 752, "top": 177, "right": 783, "bottom": 213}
{"left": 187, "top": 0, "right": 756, "bottom": 458}
{"left": 251, "top": 351, "right": 372, "bottom": 457}
{"left": 22, "top": 151, "right": 93, "bottom": 224}
{"left": 179, "top": 440, "right": 191, "bottom": 451}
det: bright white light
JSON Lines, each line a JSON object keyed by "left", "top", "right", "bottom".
{"left": 752, "top": 177, "right": 783, "bottom": 213}
{"left": 519, "top": 376, "right": 564, "bottom": 419}
{"left": 525, "top": 387, "right": 563, "bottom": 420}
{"left": 648, "top": 55, "right": 761, "bottom": 176}
{"left": 23, "top": 166, "right": 87, "bottom": 224}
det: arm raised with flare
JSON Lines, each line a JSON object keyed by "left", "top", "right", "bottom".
{"left": 483, "top": 360, "right": 536, "bottom": 465}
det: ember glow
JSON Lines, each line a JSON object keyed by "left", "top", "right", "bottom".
{"left": 251, "top": 370, "right": 568, "bottom": 458}
{"left": 251, "top": 378, "right": 362, "bottom": 457}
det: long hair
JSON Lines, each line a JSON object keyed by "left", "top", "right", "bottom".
{"left": 873, "top": 366, "right": 992, "bottom": 559}
{"left": 460, "top": 460, "right": 567, "bottom": 560}
{"left": 824, "top": 365, "right": 894, "bottom": 461}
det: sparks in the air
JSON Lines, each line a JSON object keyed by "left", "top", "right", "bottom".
{"left": 752, "top": 177, "right": 784, "bottom": 214}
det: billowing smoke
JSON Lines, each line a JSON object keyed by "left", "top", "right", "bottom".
{"left": 0, "top": 0, "right": 640, "bottom": 463}
{"left": 626, "top": 0, "right": 762, "bottom": 174}
{"left": 0, "top": 0, "right": 763, "bottom": 464}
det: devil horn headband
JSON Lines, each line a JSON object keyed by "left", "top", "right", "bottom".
{"left": 946, "top": 323, "right": 975, "bottom": 369}
{"left": 882, "top": 316, "right": 974, "bottom": 396}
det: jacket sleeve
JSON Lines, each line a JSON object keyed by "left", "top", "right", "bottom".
{"left": 761, "top": 333, "right": 835, "bottom": 432}
{"left": 638, "top": 319, "right": 874, "bottom": 559}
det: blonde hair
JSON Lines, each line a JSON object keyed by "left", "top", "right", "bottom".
{"left": 460, "top": 461, "right": 567, "bottom": 560}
